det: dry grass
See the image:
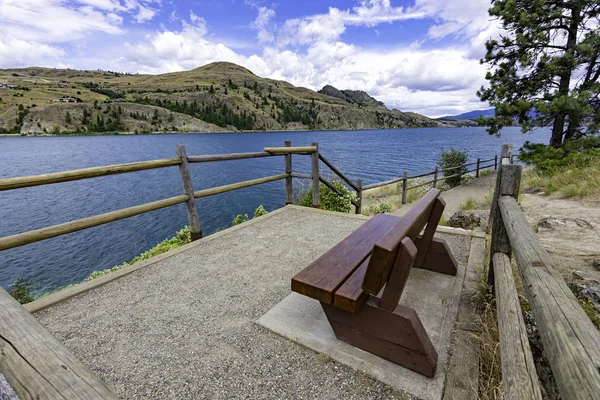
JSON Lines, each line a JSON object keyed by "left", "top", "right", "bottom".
{"left": 523, "top": 158, "right": 600, "bottom": 198}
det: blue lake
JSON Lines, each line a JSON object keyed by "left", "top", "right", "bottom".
{"left": 0, "top": 127, "right": 550, "bottom": 292}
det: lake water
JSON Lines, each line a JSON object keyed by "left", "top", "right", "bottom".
{"left": 0, "top": 127, "right": 550, "bottom": 292}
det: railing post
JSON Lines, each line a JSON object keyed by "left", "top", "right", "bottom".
{"left": 487, "top": 159, "right": 522, "bottom": 286}
{"left": 433, "top": 166, "right": 438, "bottom": 188}
{"left": 476, "top": 158, "right": 481, "bottom": 178}
{"left": 311, "top": 142, "right": 320, "bottom": 208}
{"left": 500, "top": 144, "right": 513, "bottom": 165}
{"left": 401, "top": 171, "right": 408, "bottom": 204}
{"left": 355, "top": 179, "right": 362, "bottom": 215}
{"left": 494, "top": 154, "right": 498, "bottom": 170}
{"left": 284, "top": 141, "right": 293, "bottom": 204}
{"left": 176, "top": 145, "right": 202, "bottom": 241}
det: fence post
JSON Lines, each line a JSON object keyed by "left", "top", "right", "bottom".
{"left": 176, "top": 145, "right": 202, "bottom": 241}
{"left": 355, "top": 179, "right": 362, "bottom": 215}
{"left": 433, "top": 166, "right": 438, "bottom": 188}
{"left": 401, "top": 171, "right": 408, "bottom": 204}
{"left": 311, "top": 142, "right": 320, "bottom": 208}
{"left": 487, "top": 161, "right": 522, "bottom": 286}
{"left": 494, "top": 154, "right": 498, "bottom": 170}
{"left": 476, "top": 158, "right": 481, "bottom": 178}
{"left": 284, "top": 141, "right": 293, "bottom": 204}
{"left": 500, "top": 144, "right": 513, "bottom": 165}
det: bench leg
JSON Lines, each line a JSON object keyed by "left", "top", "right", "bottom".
{"left": 321, "top": 295, "right": 438, "bottom": 378}
{"left": 414, "top": 236, "right": 458, "bottom": 276}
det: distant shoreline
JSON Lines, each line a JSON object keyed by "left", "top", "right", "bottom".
{"left": 0, "top": 125, "right": 474, "bottom": 138}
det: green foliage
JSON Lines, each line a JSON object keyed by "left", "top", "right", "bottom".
{"left": 134, "top": 97, "right": 254, "bottom": 130}
{"left": 297, "top": 179, "right": 356, "bottom": 213}
{"left": 438, "top": 148, "right": 469, "bottom": 188}
{"left": 9, "top": 278, "right": 37, "bottom": 304}
{"left": 519, "top": 136, "right": 600, "bottom": 172}
{"left": 232, "top": 205, "right": 269, "bottom": 226}
{"left": 370, "top": 203, "right": 392, "bottom": 214}
{"left": 82, "top": 82, "right": 122, "bottom": 99}
{"left": 87, "top": 226, "right": 192, "bottom": 280}
{"left": 477, "top": 0, "right": 600, "bottom": 146}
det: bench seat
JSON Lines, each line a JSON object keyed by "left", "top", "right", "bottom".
{"left": 290, "top": 189, "right": 459, "bottom": 378}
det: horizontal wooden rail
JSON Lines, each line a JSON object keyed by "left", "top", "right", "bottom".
{"left": 187, "top": 152, "right": 281, "bottom": 163}
{"left": 493, "top": 252, "right": 542, "bottom": 400}
{"left": 318, "top": 176, "right": 359, "bottom": 208}
{"left": 194, "top": 174, "right": 288, "bottom": 199}
{"left": 318, "top": 154, "right": 359, "bottom": 191}
{"left": 264, "top": 146, "right": 317, "bottom": 154}
{"left": 0, "top": 287, "right": 117, "bottom": 399}
{"left": 0, "top": 195, "right": 188, "bottom": 251}
{"left": 407, "top": 170, "right": 436, "bottom": 179}
{"left": 407, "top": 179, "right": 436, "bottom": 191}
{"left": 0, "top": 158, "right": 182, "bottom": 191}
{"left": 290, "top": 172, "right": 312, "bottom": 180}
{"left": 498, "top": 196, "right": 600, "bottom": 398}
{"left": 363, "top": 176, "right": 404, "bottom": 190}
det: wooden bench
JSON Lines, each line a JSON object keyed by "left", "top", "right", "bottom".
{"left": 291, "top": 189, "right": 457, "bottom": 377}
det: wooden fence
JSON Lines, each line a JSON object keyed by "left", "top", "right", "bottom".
{"left": 363, "top": 154, "right": 502, "bottom": 204}
{"left": 487, "top": 144, "right": 600, "bottom": 400}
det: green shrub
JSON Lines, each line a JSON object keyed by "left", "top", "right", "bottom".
{"left": 233, "top": 205, "right": 268, "bottom": 226}
{"left": 438, "top": 148, "right": 469, "bottom": 188}
{"left": 9, "top": 278, "right": 37, "bottom": 304}
{"left": 87, "top": 226, "right": 192, "bottom": 280}
{"left": 519, "top": 136, "right": 600, "bottom": 172}
{"left": 370, "top": 203, "right": 392, "bottom": 214}
{"left": 297, "top": 179, "right": 356, "bottom": 213}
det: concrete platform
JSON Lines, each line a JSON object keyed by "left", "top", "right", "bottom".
{"left": 258, "top": 253, "right": 467, "bottom": 400}
{"left": 32, "top": 206, "right": 475, "bottom": 399}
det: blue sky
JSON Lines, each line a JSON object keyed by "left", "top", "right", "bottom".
{"left": 0, "top": 0, "right": 501, "bottom": 117}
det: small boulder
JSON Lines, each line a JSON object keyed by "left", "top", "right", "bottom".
{"left": 448, "top": 211, "right": 488, "bottom": 230}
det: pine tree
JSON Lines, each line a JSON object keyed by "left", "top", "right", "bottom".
{"left": 478, "top": 0, "right": 600, "bottom": 146}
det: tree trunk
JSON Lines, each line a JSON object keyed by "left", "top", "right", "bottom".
{"left": 550, "top": 115, "right": 566, "bottom": 147}
{"left": 550, "top": 5, "right": 581, "bottom": 147}
{"left": 564, "top": 117, "right": 581, "bottom": 141}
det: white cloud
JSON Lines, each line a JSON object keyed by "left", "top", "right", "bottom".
{"left": 0, "top": 0, "right": 498, "bottom": 116}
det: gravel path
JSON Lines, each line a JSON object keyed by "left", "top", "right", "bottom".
{"left": 35, "top": 207, "right": 415, "bottom": 400}
{"left": 390, "top": 172, "right": 497, "bottom": 218}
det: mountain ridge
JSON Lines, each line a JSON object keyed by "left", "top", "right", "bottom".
{"left": 0, "top": 61, "right": 463, "bottom": 135}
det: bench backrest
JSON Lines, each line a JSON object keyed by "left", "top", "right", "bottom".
{"left": 361, "top": 189, "right": 441, "bottom": 294}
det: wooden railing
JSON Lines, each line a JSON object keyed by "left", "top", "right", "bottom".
{"left": 362, "top": 154, "right": 499, "bottom": 204}
{"left": 487, "top": 144, "right": 600, "bottom": 400}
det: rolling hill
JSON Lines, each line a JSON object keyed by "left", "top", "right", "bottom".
{"left": 439, "top": 109, "right": 495, "bottom": 120}
{"left": 0, "top": 62, "right": 464, "bottom": 135}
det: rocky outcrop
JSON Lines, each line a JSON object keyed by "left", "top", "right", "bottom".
{"left": 448, "top": 210, "right": 489, "bottom": 230}
{"left": 318, "top": 85, "right": 385, "bottom": 108}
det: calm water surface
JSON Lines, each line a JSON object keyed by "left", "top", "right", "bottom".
{"left": 0, "top": 127, "right": 550, "bottom": 291}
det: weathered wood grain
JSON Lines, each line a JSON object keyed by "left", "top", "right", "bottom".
{"left": 311, "top": 142, "right": 320, "bottom": 208}
{"left": 194, "top": 174, "right": 288, "bottom": 198}
{"left": 0, "top": 195, "right": 188, "bottom": 251}
{"left": 0, "top": 158, "right": 182, "bottom": 191}
{"left": 318, "top": 154, "right": 359, "bottom": 191}
{"left": 263, "top": 146, "right": 317, "bottom": 154}
{"left": 0, "top": 288, "right": 116, "bottom": 399}
{"left": 285, "top": 141, "right": 293, "bottom": 204}
{"left": 487, "top": 164, "right": 521, "bottom": 284}
{"left": 176, "top": 145, "right": 202, "bottom": 240}
{"left": 291, "top": 214, "right": 401, "bottom": 303}
{"left": 498, "top": 196, "right": 600, "bottom": 399}
{"left": 187, "top": 151, "right": 279, "bottom": 163}
{"left": 493, "top": 252, "right": 543, "bottom": 400}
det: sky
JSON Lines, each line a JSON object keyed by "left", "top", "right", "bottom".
{"left": 0, "top": 0, "right": 502, "bottom": 117}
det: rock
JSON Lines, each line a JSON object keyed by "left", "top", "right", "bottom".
{"left": 448, "top": 211, "right": 488, "bottom": 230}
{"left": 593, "top": 259, "right": 600, "bottom": 271}
{"left": 571, "top": 271, "right": 600, "bottom": 312}
{"left": 537, "top": 216, "right": 594, "bottom": 232}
